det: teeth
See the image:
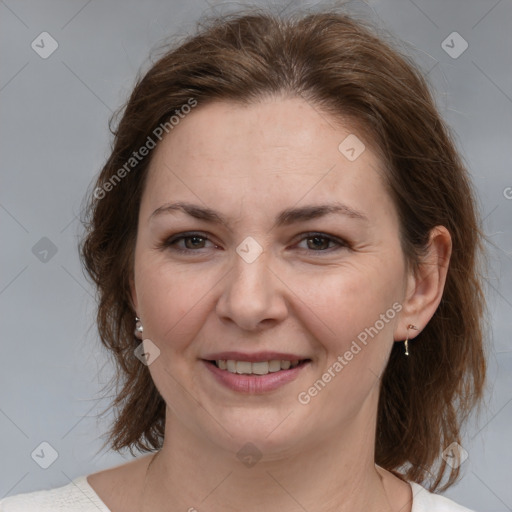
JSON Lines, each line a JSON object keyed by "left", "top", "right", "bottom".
{"left": 236, "top": 361, "right": 252, "bottom": 374}
{"left": 215, "top": 359, "right": 301, "bottom": 375}
{"left": 268, "top": 360, "right": 281, "bottom": 372}
{"left": 252, "top": 361, "right": 270, "bottom": 375}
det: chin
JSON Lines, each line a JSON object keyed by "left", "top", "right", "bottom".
{"left": 201, "top": 408, "right": 314, "bottom": 456}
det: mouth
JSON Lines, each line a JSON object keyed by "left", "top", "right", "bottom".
{"left": 202, "top": 356, "right": 312, "bottom": 393}
{"left": 206, "top": 359, "right": 311, "bottom": 375}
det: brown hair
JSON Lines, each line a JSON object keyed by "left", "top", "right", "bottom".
{"left": 80, "top": 5, "right": 487, "bottom": 492}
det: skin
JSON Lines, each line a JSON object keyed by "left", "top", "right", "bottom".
{"left": 87, "top": 96, "right": 451, "bottom": 512}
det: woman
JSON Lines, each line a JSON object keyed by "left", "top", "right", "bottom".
{"left": 1, "top": 6, "right": 486, "bottom": 512}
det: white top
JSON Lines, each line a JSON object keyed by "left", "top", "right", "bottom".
{"left": 0, "top": 476, "right": 476, "bottom": 511}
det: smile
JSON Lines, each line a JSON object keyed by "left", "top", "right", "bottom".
{"left": 203, "top": 359, "right": 311, "bottom": 393}
{"left": 213, "top": 359, "right": 302, "bottom": 375}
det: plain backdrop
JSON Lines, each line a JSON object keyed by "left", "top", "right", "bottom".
{"left": 1, "top": 0, "right": 511, "bottom": 510}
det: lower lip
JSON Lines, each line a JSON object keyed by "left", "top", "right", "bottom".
{"left": 203, "top": 360, "right": 309, "bottom": 393}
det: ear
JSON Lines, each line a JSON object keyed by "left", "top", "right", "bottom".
{"left": 395, "top": 225, "right": 452, "bottom": 341}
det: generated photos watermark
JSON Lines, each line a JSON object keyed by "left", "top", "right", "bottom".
{"left": 297, "top": 302, "right": 403, "bottom": 405}
{"left": 94, "top": 97, "right": 198, "bottom": 200}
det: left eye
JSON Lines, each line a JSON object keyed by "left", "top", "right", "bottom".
{"left": 295, "top": 233, "right": 347, "bottom": 252}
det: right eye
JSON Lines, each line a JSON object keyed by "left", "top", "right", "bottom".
{"left": 162, "top": 232, "right": 219, "bottom": 254}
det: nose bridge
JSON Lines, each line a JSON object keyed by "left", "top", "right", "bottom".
{"left": 230, "top": 241, "right": 273, "bottom": 307}
{"left": 233, "top": 241, "right": 269, "bottom": 291}
{"left": 216, "top": 237, "right": 287, "bottom": 329}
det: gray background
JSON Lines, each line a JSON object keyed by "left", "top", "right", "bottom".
{"left": 1, "top": 0, "right": 511, "bottom": 510}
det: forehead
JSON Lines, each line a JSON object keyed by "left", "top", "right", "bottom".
{"left": 142, "top": 97, "right": 396, "bottom": 228}
{"left": 152, "top": 97, "right": 377, "bottom": 166}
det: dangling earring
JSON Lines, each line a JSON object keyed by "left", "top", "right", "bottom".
{"left": 134, "top": 317, "right": 144, "bottom": 339}
{"left": 404, "top": 324, "right": 418, "bottom": 356}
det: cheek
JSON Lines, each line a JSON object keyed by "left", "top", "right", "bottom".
{"left": 300, "top": 262, "right": 399, "bottom": 335}
{"left": 134, "top": 257, "right": 210, "bottom": 349}
{"left": 300, "top": 267, "right": 402, "bottom": 399}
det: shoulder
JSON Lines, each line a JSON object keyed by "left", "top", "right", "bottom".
{"left": 410, "top": 481, "right": 476, "bottom": 512}
{"left": 0, "top": 476, "right": 110, "bottom": 512}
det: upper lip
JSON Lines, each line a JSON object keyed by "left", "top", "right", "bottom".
{"left": 202, "top": 351, "right": 310, "bottom": 362}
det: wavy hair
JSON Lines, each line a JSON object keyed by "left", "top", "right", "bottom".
{"left": 80, "top": 6, "right": 487, "bottom": 492}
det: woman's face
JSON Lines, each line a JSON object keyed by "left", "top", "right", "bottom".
{"left": 131, "top": 96, "right": 411, "bottom": 455}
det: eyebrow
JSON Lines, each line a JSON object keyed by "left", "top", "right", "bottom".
{"left": 149, "top": 201, "right": 369, "bottom": 228}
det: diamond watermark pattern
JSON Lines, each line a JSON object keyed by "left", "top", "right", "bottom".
{"left": 236, "top": 236, "right": 263, "bottom": 263}
{"left": 31, "top": 32, "right": 59, "bottom": 59}
{"left": 338, "top": 134, "right": 366, "bottom": 161}
{"left": 441, "top": 32, "right": 468, "bottom": 59}
{"left": 32, "top": 237, "right": 58, "bottom": 263}
{"left": 31, "top": 441, "right": 59, "bottom": 469}
{"left": 134, "top": 339, "right": 161, "bottom": 366}
{"left": 442, "top": 442, "right": 469, "bottom": 469}
{"left": 236, "top": 442, "right": 262, "bottom": 468}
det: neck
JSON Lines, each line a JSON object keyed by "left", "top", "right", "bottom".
{"left": 139, "top": 407, "right": 399, "bottom": 512}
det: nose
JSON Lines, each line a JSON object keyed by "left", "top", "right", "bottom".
{"left": 215, "top": 247, "right": 289, "bottom": 331}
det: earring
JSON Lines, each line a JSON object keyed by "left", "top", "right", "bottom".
{"left": 404, "top": 324, "right": 418, "bottom": 356}
{"left": 134, "top": 317, "right": 144, "bottom": 339}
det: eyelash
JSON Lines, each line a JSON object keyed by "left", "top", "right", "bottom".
{"left": 161, "top": 231, "right": 349, "bottom": 255}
